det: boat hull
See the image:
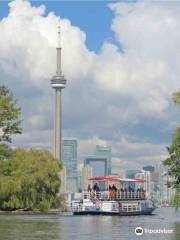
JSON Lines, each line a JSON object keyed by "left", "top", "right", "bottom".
{"left": 73, "top": 207, "right": 155, "bottom": 216}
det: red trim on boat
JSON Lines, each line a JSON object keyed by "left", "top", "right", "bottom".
{"left": 88, "top": 176, "right": 146, "bottom": 183}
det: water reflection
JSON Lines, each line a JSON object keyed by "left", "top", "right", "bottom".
{"left": 0, "top": 215, "right": 62, "bottom": 240}
{"left": 0, "top": 208, "right": 179, "bottom": 240}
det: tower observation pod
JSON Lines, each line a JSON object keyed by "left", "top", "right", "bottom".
{"left": 51, "top": 24, "right": 67, "bottom": 161}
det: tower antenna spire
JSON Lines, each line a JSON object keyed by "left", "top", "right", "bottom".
{"left": 57, "top": 23, "right": 62, "bottom": 76}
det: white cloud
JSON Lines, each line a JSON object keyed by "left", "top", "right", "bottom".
{"left": 0, "top": 0, "right": 179, "bottom": 170}
{"left": 93, "top": 1, "right": 180, "bottom": 118}
{"left": 78, "top": 136, "right": 168, "bottom": 170}
{"left": 78, "top": 137, "right": 107, "bottom": 157}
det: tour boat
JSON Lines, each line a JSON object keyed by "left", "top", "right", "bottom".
{"left": 71, "top": 176, "right": 156, "bottom": 216}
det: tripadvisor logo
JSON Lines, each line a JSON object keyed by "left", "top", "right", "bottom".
{"left": 135, "top": 227, "right": 144, "bottom": 236}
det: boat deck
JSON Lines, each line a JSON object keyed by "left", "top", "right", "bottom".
{"left": 83, "top": 190, "right": 146, "bottom": 201}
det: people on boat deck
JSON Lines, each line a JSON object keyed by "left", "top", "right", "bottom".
{"left": 93, "top": 182, "right": 100, "bottom": 192}
{"left": 87, "top": 184, "right": 92, "bottom": 192}
{"left": 136, "top": 187, "right": 146, "bottom": 197}
{"left": 108, "top": 184, "right": 118, "bottom": 200}
{"left": 128, "top": 185, "right": 135, "bottom": 192}
{"left": 87, "top": 183, "right": 146, "bottom": 199}
{"left": 108, "top": 184, "right": 117, "bottom": 191}
{"left": 112, "top": 184, "right": 117, "bottom": 191}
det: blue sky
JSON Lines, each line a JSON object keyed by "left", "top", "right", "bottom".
{"left": 0, "top": 1, "right": 115, "bottom": 52}
{"left": 0, "top": 0, "right": 179, "bottom": 170}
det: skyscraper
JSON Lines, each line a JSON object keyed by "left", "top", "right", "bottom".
{"left": 95, "top": 145, "right": 112, "bottom": 175}
{"left": 158, "top": 164, "right": 175, "bottom": 204}
{"left": 84, "top": 156, "right": 108, "bottom": 190}
{"left": 81, "top": 164, "right": 93, "bottom": 190}
{"left": 63, "top": 139, "right": 78, "bottom": 192}
{"left": 84, "top": 156, "right": 109, "bottom": 176}
{"left": 135, "top": 170, "right": 151, "bottom": 199}
{"left": 50, "top": 25, "right": 67, "bottom": 161}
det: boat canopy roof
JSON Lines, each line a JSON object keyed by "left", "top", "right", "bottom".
{"left": 88, "top": 176, "right": 146, "bottom": 183}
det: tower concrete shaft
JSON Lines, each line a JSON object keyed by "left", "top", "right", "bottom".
{"left": 51, "top": 24, "right": 67, "bottom": 161}
{"left": 54, "top": 88, "right": 62, "bottom": 160}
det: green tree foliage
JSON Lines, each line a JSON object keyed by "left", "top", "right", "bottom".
{"left": 0, "top": 85, "right": 22, "bottom": 142}
{"left": 173, "top": 90, "right": 180, "bottom": 106}
{"left": 163, "top": 128, "right": 180, "bottom": 189}
{"left": 0, "top": 148, "right": 62, "bottom": 211}
{"left": 163, "top": 89, "right": 180, "bottom": 207}
{"left": 0, "top": 86, "right": 64, "bottom": 211}
{"left": 0, "top": 144, "right": 14, "bottom": 176}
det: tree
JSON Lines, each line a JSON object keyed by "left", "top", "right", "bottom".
{"left": 0, "top": 85, "right": 22, "bottom": 142}
{"left": 0, "top": 144, "right": 14, "bottom": 176}
{"left": 0, "top": 86, "right": 64, "bottom": 211}
{"left": 163, "top": 128, "right": 180, "bottom": 188}
{"left": 163, "top": 89, "right": 180, "bottom": 207}
{"left": 0, "top": 148, "right": 63, "bottom": 211}
{"left": 173, "top": 90, "right": 180, "bottom": 106}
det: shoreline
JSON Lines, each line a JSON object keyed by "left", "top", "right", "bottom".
{"left": 0, "top": 209, "right": 71, "bottom": 215}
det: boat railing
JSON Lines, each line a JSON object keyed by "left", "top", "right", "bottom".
{"left": 83, "top": 190, "right": 146, "bottom": 201}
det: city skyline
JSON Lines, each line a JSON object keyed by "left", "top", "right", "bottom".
{"left": 0, "top": 0, "right": 179, "bottom": 170}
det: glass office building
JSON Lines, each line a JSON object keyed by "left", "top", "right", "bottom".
{"left": 63, "top": 139, "right": 78, "bottom": 192}
{"left": 95, "top": 145, "right": 112, "bottom": 175}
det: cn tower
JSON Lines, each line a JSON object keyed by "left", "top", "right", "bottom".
{"left": 51, "top": 25, "right": 66, "bottom": 161}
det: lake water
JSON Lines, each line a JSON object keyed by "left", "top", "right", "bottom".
{"left": 0, "top": 207, "right": 179, "bottom": 240}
